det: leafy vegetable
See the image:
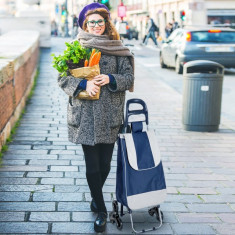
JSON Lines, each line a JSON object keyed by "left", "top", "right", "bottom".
{"left": 51, "top": 41, "right": 91, "bottom": 77}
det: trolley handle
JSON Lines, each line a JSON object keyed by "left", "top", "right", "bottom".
{"left": 124, "top": 99, "right": 148, "bottom": 128}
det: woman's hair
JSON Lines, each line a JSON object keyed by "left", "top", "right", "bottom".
{"left": 82, "top": 8, "right": 120, "bottom": 40}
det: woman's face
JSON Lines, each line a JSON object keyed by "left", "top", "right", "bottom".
{"left": 86, "top": 14, "right": 106, "bottom": 35}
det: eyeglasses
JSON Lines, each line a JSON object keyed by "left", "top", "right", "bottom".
{"left": 87, "top": 19, "right": 106, "bottom": 27}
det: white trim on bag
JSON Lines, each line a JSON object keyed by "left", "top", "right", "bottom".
{"left": 123, "top": 131, "right": 161, "bottom": 171}
{"left": 127, "top": 189, "right": 167, "bottom": 210}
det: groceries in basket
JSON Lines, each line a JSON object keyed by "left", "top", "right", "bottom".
{"left": 51, "top": 41, "right": 101, "bottom": 100}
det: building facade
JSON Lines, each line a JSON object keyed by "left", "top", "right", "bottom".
{"left": 147, "top": 0, "right": 235, "bottom": 38}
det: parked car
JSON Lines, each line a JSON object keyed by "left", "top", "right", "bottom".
{"left": 160, "top": 27, "right": 235, "bottom": 74}
{"left": 117, "top": 21, "right": 139, "bottom": 40}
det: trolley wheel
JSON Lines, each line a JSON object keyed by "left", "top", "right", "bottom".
{"left": 112, "top": 200, "right": 118, "bottom": 213}
{"left": 109, "top": 211, "right": 115, "bottom": 222}
{"left": 148, "top": 206, "right": 159, "bottom": 216}
{"left": 116, "top": 217, "right": 123, "bottom": 230}
{"left": 156, "top": 210, "right": 164, "bottom": 222}
{"left": 148, "top": 208, "right": 155, "bottom": 216}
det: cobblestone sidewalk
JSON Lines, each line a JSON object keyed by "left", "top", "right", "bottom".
{"left": 0, "top": 38, "right": 235, "bottom": 234}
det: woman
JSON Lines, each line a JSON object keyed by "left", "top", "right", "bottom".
{"left": 57, "top": 2, "right": 134, "bottom": 233}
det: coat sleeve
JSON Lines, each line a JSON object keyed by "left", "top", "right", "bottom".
{"left": 108, "top": 56, "right": 134, "bottom": 92}
{"left": 57, "top": 73, "right": 83, "bottom": 97}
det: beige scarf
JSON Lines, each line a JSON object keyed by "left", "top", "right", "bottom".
{"left": 77, "top": 30, "right": 135, "bottom": 91}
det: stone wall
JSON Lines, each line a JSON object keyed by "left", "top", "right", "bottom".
{"left": 0, "top": 30, "right": 40, "bottom": 151}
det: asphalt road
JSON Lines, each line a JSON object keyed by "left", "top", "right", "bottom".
{"left": 124, "top": 39, "right": 235, "bottom": 123}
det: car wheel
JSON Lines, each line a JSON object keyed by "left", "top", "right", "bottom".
{"left": 175, "top": 56, "right": 183, "bottom": 74}
{"left": 160, "top": 53, "right": 167, "bottom": 68}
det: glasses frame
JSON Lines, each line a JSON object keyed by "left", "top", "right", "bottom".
{"left": 87, "top": 19, "right": 106, "bottom": 27}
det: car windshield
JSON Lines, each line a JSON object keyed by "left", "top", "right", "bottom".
{"left": 191, "top": 31, "right": 235, "bottom": 43}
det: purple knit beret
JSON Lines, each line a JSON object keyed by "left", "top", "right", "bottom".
{"left": 78, "top": 3, "right": 110, "bottom": 29}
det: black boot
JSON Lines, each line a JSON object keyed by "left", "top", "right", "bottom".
{"left": 90, "top": 199, "right": 98, "bottom": 213}
{"left": 94, "top": 212, "right": 107, "bottom": 233}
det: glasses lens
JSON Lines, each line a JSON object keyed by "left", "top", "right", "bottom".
{"left": 97, "top": 19, "right": 105, "bottom": 26}
{"left": 88, "top": 21, "right": 96, "bottom": 27}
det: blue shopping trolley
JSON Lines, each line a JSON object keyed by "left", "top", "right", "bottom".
{"left": 110, "top": 98, "right": 167, "bottom": 233}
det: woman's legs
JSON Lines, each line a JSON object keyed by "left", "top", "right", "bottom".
{"left": 82, "top": 144, "right": 107, "bottom": 213}
{"left": 99, "top": 143, "right": 115, "bottom": 187}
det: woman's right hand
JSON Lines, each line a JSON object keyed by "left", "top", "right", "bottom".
{"left": 86, "top": 80, "right": 100, "bottom": 97}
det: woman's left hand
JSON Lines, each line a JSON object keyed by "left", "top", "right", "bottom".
{"left": 93, "top": 74, "right": 109, "bottom": 86}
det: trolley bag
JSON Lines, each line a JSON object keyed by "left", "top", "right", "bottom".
{"left": 110, "top": 98, "right": 167, "bottom": 234}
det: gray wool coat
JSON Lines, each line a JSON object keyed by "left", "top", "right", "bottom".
{"left": 58, "top": 54, "right": 134, "bottom": 146}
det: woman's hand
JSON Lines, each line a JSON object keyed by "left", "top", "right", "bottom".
{"left": 93, "top": 74, "right": 109, "bottom": 86}
{"left": 86, "top": 80, "right": 100, "bottom": 97}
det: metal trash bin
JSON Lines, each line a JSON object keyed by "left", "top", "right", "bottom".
{"left": 182, "top": 60, "right": 224, "bottom": 132}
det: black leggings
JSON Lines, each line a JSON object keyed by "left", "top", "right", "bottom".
{"left": 82, "top": 143, "right": 115, "bottom": 213}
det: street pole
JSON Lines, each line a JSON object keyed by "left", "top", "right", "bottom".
{"left": 120, "top": 0, "right": 123, "bottom": 22}
{"left": 64, "top": 0, "right": 69, "bottom": 37}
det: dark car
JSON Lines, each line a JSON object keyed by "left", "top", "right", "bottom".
{"left": 160, "top": 27, "right": 235, "bottom": 74}
{"left": 119, "top": 21, "right": 139, "bottom": 40}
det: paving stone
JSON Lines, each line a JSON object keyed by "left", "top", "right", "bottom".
{"left": 71, "top": 160, "right": 86, "bottom": 166}
{"left": 85, "top": 193, "right": 112, "bottom": 202}
{"left": 75, "top": 178, "right": 88, "bottom": 185}
{"left": 13, "top": 137, "right": 46, "bottom": 141}
{"left": 177, "top": 187, "right": 217, "bottom": 195}
{"left": 165, "top": 195, "right": 201, "bottom": 203}
{"left": 165, "top": 174, "right": 188, "bottom": 180}
{"left": 33, "top": 192, "right": 83, "bottom": 202}
{"left": 2, "top": 154, "right": 57, "bottom": 160}
{"left": 176, "top": 213, "right": 220, "bottom": 223}
{"left": 0, "top": 192, "right": 30, "bottom": 201}
{"left": 32, "top": 145, "right": 66, "bottom": 150}
{"left": 27, "top": 172, "right": 63, "bottom": 178}
{"left": 29, "top": 212, "right": 70, "bottom": 222}
{"left": 184, "top": 181, "right": 224, "bottom": 188}
{"left": 165, "top": 180, "right": 185, "bottom": 187}
{"left": 187, "top": 174, "right": 227, "bottom": 181}
{"left": 5, "top": 150, "right": 48, "bottom": 155}
{"left": 41, "top": 178, "right": 74, "bottom": 185}
{"left": 216, "top": 188, "right": 235, "bottom": 195}
{"left": 0, "top": 185, "right": 53, "bottom": 192}
{"left": 212, "top": 224, "right": 235, "bottom": 235}
{"left": 65, "top": 172, "right": 86, "bottom": 178}
{"left": 200, "top": 195, "right": 235, "bottom": 203}
{"left": 167, "top": 187, "right": 178, "bottom": 194}
{"left": 52, "top": 222, "right": 94, "bottom": 234}
{"left": 0, "top": 212, "right": 25, "bottom": 221}
{"left": 161, "top": 203, "right": 188, "bottom": 212}
{"left": 0, "top": 202, "right": 55, "bottom": 211}
{"left": 0, "top": 172, "right": 24, "bottom": 178}
{"left": 171, "top": 223, "right": 215, "bottom": 234}
{"left": 217, "top": 213, "right": 235, "bottom": 223}
{"left": 0, "top": 222, "right": 48, "bottom": 233}
{"left": 1, "top": 160, "right": 27, "bottom": 165}
{"left": 50, "top": 166, "right": 78, "bottom": 172}
{"left": 55, "top": 185, "right": 88, "bottom": 193}
{"left": 8, "top": 145, "right": 32, "bottom": 150}
{"left": 59, "top": 155, "right": 84, "bottom": 160}
{"left": 0, "top": 178, "right": 38, "bottom": 185}
{"left": 50, "top": 150, "right": 75, "bottom": 155}
{"left": 0, "top": 166, "right": 47, "bottom": 172}
{"left": 230, "top": 204, "right": 235, "bottom": 210}
{"left": 58, "top": 202, "right": 90, "bottom": 211}
{"left": 106, "top": 222, "right": 174, "bottom": 234}
{"left": 186, "top": 204, "right": 234, "bottom": 213}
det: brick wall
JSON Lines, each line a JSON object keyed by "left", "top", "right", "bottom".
{"left": 0, "top": 31, "right": 40, "bottom": 150}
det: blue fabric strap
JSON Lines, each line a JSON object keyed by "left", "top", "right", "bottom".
{"left": 131, "top": 122, "right": 143, "bottom": 133}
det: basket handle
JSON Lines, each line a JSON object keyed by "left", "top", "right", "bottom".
{"left": 124, "top": 99, "right": 148, "bottom": 128}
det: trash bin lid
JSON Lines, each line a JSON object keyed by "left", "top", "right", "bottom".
{"left": 184, "top": 60, "right": 224, "bottom": 75}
